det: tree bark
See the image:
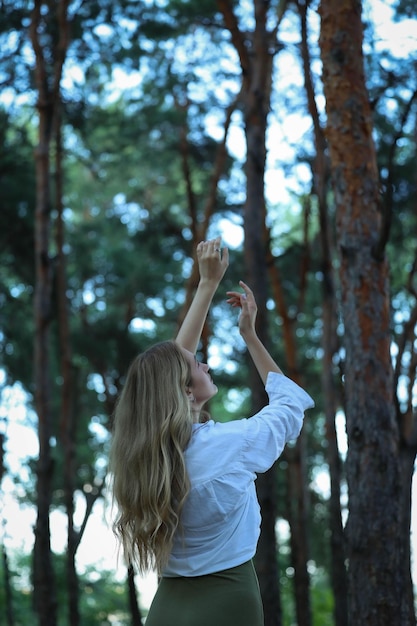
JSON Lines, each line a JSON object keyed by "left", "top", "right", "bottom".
{"left": 2, "top": 543, "right": 15, "bottom": 626}
{"left": 297, "top": 2, "right": 348, "bottom": 623}
{"left": 216, "top": 0, "right": 287, "bottom": 623}
{"left": 266, "top": 229, "right": 312, "bottom": 626}
{"left": 388, "top": 98, "right": 417, "bottom": 626}
{"left": 30, "top": 6, "right": 57, "bottom": 622}
{"left": 127, "top": 564, "right": 143, "bottom": 626}
{"left": 55, "top": 91, "right": 79, "bottom": 626}
{"left": 394, "top": 304, "right": 417, "bottom": 624}
{"left": 319, "top": 1, "right": 411, "bottom": 623}
{"left": 29, "top": 1, "right": 70, "bottom": 624}
{"left": 216, "top": 1, "right": 316, "bottom": 623}
{"left": 241, "top": 9, "right": 282, "bottom": 626}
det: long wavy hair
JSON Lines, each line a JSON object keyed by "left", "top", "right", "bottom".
{"left": 109, "top": 340, "right": 194, "bottom": 575}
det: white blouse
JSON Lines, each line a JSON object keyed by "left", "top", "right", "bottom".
{"left": 163, "top": 372, "right": 315, "bottom": 577}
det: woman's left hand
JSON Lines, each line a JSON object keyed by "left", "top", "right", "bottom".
{"left": 197, "top": 237, "right": 229, "bottom": 285}
{"left": 226, "top": 281, "right": 258, "bottom": 337}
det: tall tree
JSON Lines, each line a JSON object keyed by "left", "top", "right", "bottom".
{"left": 367, "top": 27, "right": 417, "bottom": 617}
{"left": 319, "top": 0, "right": 413, "bottom": 623}
{"left": 216, "top": 1, "right": 308, "bottom": 625}
{"left": 2, "top": 1, "right": 417, "bottom": 623}
{"left": 296, "top": 1, "right": 348, "bottom": 624}
{"left": 29, "top": 1, "right": 70, "bottom": 624}
{"left": 55, "top": 95, "right": 80, "bottom": 625}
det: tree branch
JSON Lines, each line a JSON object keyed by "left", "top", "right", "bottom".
{"left": 373, "top": 87, "right": 417, "bottom": 260}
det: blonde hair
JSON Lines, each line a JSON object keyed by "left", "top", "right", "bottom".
{"left": 109, "top": 340, "right": 193, "bottom": 575}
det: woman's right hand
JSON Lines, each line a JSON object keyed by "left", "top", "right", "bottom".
{"left": 197, "top": 237, "right": 229, "bottom": 287}
{"left": 226, "top": 281, "right": 257, "bottom": 337}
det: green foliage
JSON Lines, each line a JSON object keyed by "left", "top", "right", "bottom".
{"left": 0, "top": 548, "right": 131, "bottom": 626}
{"left": 78, "top": 567, "right": 130, "bottom": 626}
{"left": 394, "top": 0, "right": 417, "bottom": 19}
{"left": 279, "top": 558, "right": 334, "bottom": 626}
{"left": 1, "top": 0, "right": 416, "bottom": 622}
{"left": 310, "top": 570, "right": 335, "bottom": 626}
{"left": 0, "top": 108, "right": 36, "bottom": 389}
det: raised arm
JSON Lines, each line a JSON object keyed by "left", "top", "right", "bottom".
{"left": 176, "top": 237, "right": 229, "bottom": 353}
{"left": 226, "top": 281, "right": 283, "bottom": 383}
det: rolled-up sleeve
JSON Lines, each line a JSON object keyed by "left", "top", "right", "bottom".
{"left": 242, "top": 372, "right": 314, "bottom": 473}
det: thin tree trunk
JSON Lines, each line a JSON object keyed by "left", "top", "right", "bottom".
{"left": 2, "top": 544, "right": 15, "bottom": 626}
{"left": 320, "top": 248, "right": 348, "bottom": 626}
{"left": 266, "top": 235, "right": 312, "bottom": 626}
{"left": 399, "top": 443, "right": 417, "bottom": 624}
{"left": 216, "top": 1, "right": 301, "bottom": 623}
{"left": 55, "top": 101, "right": 79, "bottom": 626}
{"left": 30, "top": 2, "right": 70, "bottom": 623}
{"left": 394, "top": 303, "right": 417, "bottom": 625}
{"left": 388, "top": 94, "right": 417, "bottom": 626}
{"left": 127, "top": 564, "right": 143, "bottom": 626}
{"left": 285, "top": 437, "right": 311, "bottom": 626}
{"left": 242, "top": 6, "right": 282, "bottom": 625}
{"left": 1, "top": 422, "right": 14, "bottom": 626}
{"left": 296, "top": 2, "right": 349, "bottom": 621}
{"left": 244, "top": 145, "right": 279, "bottom": 623}
{"left": 319, "top": 1, "right": 410, "bottom": 623}
{"left": 241, "top": 2, "right": 281, "bottom": 622}
{"left": 30, "top": 0, "right": 57, "bottom": 617}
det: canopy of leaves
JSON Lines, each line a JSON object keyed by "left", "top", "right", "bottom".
{"left": 0, "top": 0, "right": 416, "bottom": 622}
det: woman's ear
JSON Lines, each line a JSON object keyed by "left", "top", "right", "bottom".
{"left": 186, "top": 387, "right": 195, "bottom": 403}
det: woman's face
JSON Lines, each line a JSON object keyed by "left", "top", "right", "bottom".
{"left": 181, "top": 348, "right": 218, "bottom": 408}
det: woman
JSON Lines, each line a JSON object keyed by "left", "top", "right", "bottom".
{"left": 109, "top": 237, "right": 314, "bottom": 625}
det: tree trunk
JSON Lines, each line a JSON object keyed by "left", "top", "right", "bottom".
{"left": 296, "top": 2, "right": 349, "bottom": 622}
{"left": 2, "top": 543, "right": 15, "bottom": 626}
{"left": 55, "top": 103, "right": 79, "bottom": 625}
{"left": 31, "top": 102, "right": 57, "bottom": 624}
{"left": 29, "top": 2, "right": 70, "bottom": 624}
{"left": 216, "top": 1, "right": 309, "bottom": 623}
{"left": 319, "top": 1, "right": 411, "bottom": 623}
{"left": 242, "top": 45, "right": 278, "bottom": 612}
{"left": 1, "top": 396, "right": 14, "bottom": 626}
{"left": 320, "top": 256, "right": 349, "bottom": 626}
{"left": 399, "top": 442, "right": 417, "bottom": 625}
{"left": 127, "top": 564, "right": 143, "bottom": 626}
{"left": 30, "top": 17, "right": 57, "bottom": 626}
{"left": 266, "top": 233, "right": 312, "bottom": 626}
{"left": 242, "top": 3, "right": 281, "bottom": 624}
{"left": 286, "top": 438, "right": 311, "bottom": 626}
{"left": 320, "top": 244, "right": 349, "bottom": 626}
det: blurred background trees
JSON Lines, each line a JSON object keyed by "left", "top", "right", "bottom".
{"left": 0, "top": 0, "right": 416, "bottom": 624}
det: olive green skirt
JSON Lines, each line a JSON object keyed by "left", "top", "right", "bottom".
{"left": 145, "top": 560, "right": 264, "bottom": 626}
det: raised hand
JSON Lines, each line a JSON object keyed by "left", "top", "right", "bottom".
{"left": 176, "top": 237, "right": 228, "bottom": 354}
{"left": 227, "top": 281, "right": 283, "bottom": 381}
{"left": 197, "top": 237, "right": 229, "bottom": 286}
{"left": 226, "top": 281, "right": 257, "bottom": 337}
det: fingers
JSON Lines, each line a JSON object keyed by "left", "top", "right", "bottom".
{"left": 226, "top": 282, "right": 255, "bottom": 308}
{"left": 221, "top": 246, "right": 229, "bottom": 267}
{"left": 211, "top": 236, "right": 221, "bottom": 251}
{"left": 196, "top": 238, "right": 229, "bottom": 277}
{"left": 226, "top": 292, "right": 242, "bottom": 307}
{"left": 197, "top": 237, "right": 219, "bottom": 253}
{"left": 238, "top": 280, "right": 253, "bottom": 297}
{"left": 197, "top": 237, "right": 225, "bottom": 257}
